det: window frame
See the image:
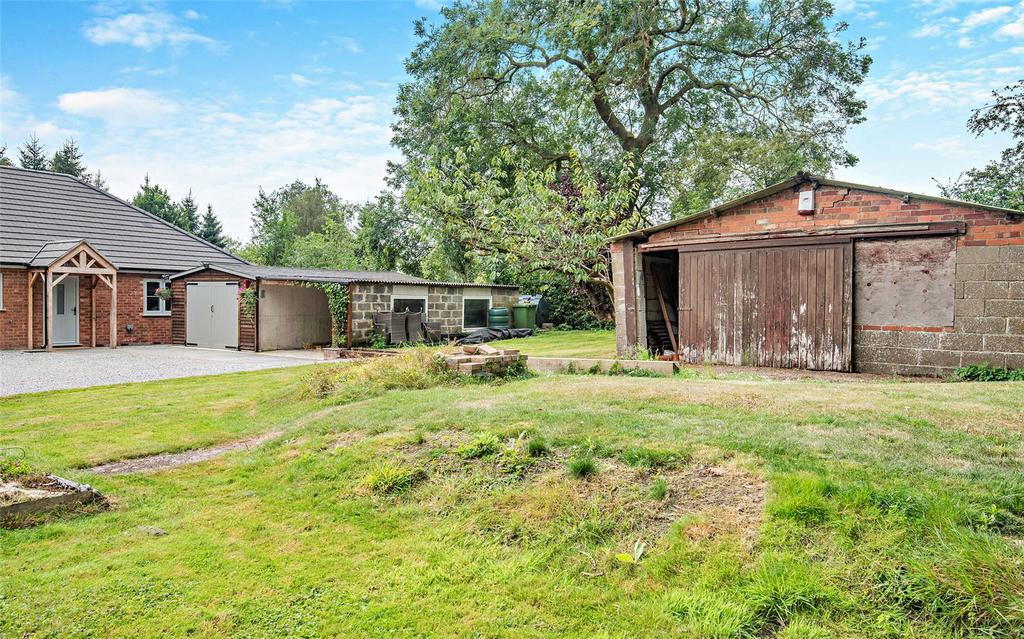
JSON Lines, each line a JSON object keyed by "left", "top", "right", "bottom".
{"left": 142, "top": 278, "right": 171, "bottom": 317}
{"left": 391, "top": 285, "right": 429, "bottom": 319}
{"left": 462, "top": 288, "right": 492, "bottom": 329}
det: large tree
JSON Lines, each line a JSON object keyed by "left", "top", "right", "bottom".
{"left": 49, "top": 138, "right": 88, "bottom": 177}
{"left": 396, "top": 0, "right": 870, "bottom": 295}
{"left": 937, "top": 80, "right": 1023, "bottom": 212}
{"left": 17, "top": 133, "right": 48, "bottom": 170}
{"left": 0, "top": 145, "right": 12, "bottom": 166}
{"left": 199, "top": 205, "right": 228, "bottom": 248}
{"left": 244, "top": 180, "right": 353, "bottom": 265}
{"left": 177, "top": 190, "right": 201, "bottom": 234}
{"left": 132, "top": 175, "right": 178, "bottom": 224}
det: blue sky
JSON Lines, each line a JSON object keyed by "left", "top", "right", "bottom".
{"left": 1, "top": 1, "right": 1022, "bottom": 241}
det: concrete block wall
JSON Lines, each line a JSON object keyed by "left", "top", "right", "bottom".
{"left": 491, "top": 289, "right": 519, "bottom": 310}
{"left": 428, "top": 286, "right": 463, "bottom": 334}
{"left": 349, "top": 283, "right": 392, "bottom": 345}
{"left": 855, "top": 245, "right": 1024, "bottom": 375}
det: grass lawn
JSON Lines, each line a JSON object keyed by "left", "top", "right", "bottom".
{"left": 2, "top": 358, "right": 1024, "bottom": 638}
{"left": 490, "top": 328, "right": 617, "bottom": 358}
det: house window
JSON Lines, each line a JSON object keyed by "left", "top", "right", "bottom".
{"left": 143, "top": 279, "right": 170, "bottom": 316}
{"left": 463, "top": 289, "right": 492, "bottom": 329}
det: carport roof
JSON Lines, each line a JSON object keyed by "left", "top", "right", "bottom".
{"left": 169, "top": 263, "right": 519, "bottom": 288}
{"left": 608, "top": 173, "right": 1024, "bottom": 242}
{"left": 0, "top": 166, "right": 249, "bottom": 272}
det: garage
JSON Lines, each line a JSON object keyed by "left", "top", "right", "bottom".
{"left": 185, "top": 281, "right": 239, "bottom": 349}
{"left": 677, "top": 239, "right": 852, "bottom": 371}
{"left": 610, "top": 173, "right": 1024, "bottom": 376}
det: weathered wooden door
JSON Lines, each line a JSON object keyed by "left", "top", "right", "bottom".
{"left": 677, "top": 240, "right": 853, "bottom": 371}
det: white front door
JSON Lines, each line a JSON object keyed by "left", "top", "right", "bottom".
{"left": 52, "top": 276, "right": 80, "bottom": 346}
{"left": 186, "top": 281, "right": 239, "bottom": 349}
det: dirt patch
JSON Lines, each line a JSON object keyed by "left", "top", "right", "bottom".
{"left": 650, "top": 463, "right": 765, "bottom": 544}
{"left": 88, "top": 430, "right": 283, "bottom": 475}
{"left": 332, "top": 431, "right": 367, "bottom": 450}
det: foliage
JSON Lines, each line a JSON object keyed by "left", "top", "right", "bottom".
{"left": 0, "top": 452, "right": 32, "bottom": 480}
{"left": 614, "top": 538, "right": 647, "bottom": 565}
{"left": 198, "top": 205, "right": 228, "bottom": 248}
{"left": 354, "top": 192, "right": 430, "bottom": 276}
{"left": 177, "top": 191, "right": 200, "bottom": 234}
{"left": 301, "top": 347, "right": 458, "bottom": 400}
{"left": 397, "top": 0, "right": 871, "bottom": 294}
{"left": 17, "top": 133, "right": 47, "bottom": 170}
{"left": 0, "top": 145, "right": 12, "bottom": 166}
{"left": 238, "top": 280, "right": 258, "bottom": 320}
{"left": 954, "top": 363, "right": 1024, "bottom": 382}
{"left": 937, "top": 80, "right": 1024, "bottom": 212}
{"left": 515, "top": 270, "right": 611, "bottom": 327}
{"left": 288, "top": 213, "right": 360, "bottom": 271}
{"left": 49, "top": 138, "right": 88, "bottom": 178}
{"left": 302, "top": 282, "right": 349, "bottom": 347}
{"left": 132, "top": 175, "right": 178, "bottom": 224}
{"left": 246, "top": 180, "right": 353, "bottom": 265}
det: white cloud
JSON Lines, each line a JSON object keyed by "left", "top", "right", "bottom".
{"left": 183, "top": 9, "right": 203, "bottom": 20}
{"left": 912, "top": 136, "right": 970, "bottom": 155}
{"left": 957, "top": 35, "right": 975, "bottom": 47}
{"left": 860, "top": 65, "right": 1024, "bottom": 113}
{"left": 57, "top": 88, "right": 180, "bottom": 126}
{"left": 912, "top": 23, "right": 945, "bottom": 38}
{"left": 335, "top": 36, "right": 363, "bottom": 54}
{"left": 961, "top": 6, "right": 1013, "bottom": 30}
{"left": 83, "top": 9, "right": 218, "bottom": 51}
{"left": 30, "top": 90, "right": 399, "bottom": 239}
{"left": 996, "top": 17, "right": 1024, "bottom": 37}
{"left": 413, "top": 0, "right": 444, "bottom": 10}
{"left": 289, "top": 73, "right": 316, "bottom": 87}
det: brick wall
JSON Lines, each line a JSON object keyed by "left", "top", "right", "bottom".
{"left": 0, "top": 269, "right": 172, "bottom": 349}
{"left": 855, "top": 245, "right": 1024, "bottom": 375}
{"left": 647, "top": 186, "right": 1022, "bottom": 246}
{"left": 621, "top": 183, "right": 1024, "bottom": 375}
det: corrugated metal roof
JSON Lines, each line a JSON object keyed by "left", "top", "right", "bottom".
{"left": 0, "top": 166, "right": 249, "bottom": 272}
{"left": 169, "top": 262, "right": 519, "bottom": 288}
{"left": 608, "top": 173, "right": 1024, "bottom": 242}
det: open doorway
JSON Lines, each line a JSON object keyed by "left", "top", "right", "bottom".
{"left": 640, "top": 250, "right": 678, "bottom": 355}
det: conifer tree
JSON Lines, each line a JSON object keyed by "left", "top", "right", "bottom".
{"left": 49, "top": 138, "right": 88, "bottom": 177}
{"left": 17, "top": 133, "right": 48, "bottom": 170}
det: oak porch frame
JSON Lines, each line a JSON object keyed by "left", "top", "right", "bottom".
{"left": 27, "top": 241, "right": 118, "bottom": 351}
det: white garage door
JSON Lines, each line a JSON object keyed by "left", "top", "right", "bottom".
{"left": 186, "top": 281, "right": 239, "bottom": 349}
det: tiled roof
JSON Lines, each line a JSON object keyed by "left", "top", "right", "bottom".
{"left": 0, "top": 166, "right": 249, "bottom": 272}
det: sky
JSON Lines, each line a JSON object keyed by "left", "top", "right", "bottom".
{"left": 1, "top": 1, "right": 1022, "bottom": 242}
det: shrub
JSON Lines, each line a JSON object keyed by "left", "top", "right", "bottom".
{"left": 954, "top": 363, "right": 1024, "bottom": 381}
{"left": 567, "top": 455, "right": 597, "bottom": 478}
{"left": 362, "top": 461, "right": 425, "bottom": 494}
{"left": 303, "top": 347, "right": 457, "bottom": 399}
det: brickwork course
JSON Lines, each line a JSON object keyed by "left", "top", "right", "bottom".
{"left": 610, "top": 174, "right": 1024, "bottom": 376}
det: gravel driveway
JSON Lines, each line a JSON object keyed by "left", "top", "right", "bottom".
{"left": 0, "top": 345, "right": 320, "bottom": 397}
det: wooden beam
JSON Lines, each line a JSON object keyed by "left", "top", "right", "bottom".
{"left": 109, "top": 274, "right": 118, "bottom": 348}
{"left": 651, "top": 268, "right": 678, "bottom": 353}
{"left": 52, "top": 272, "right": 72, "bottom": 287}
{"left": 90, "top": 276, "right": 97, "bottom": 348}
{"left": 45, "top": 270, "right": 53, "bottom": 352}
{"left": 51, "top": 266, "right": 117, "bottom": 276}
{"left": 27, "top": 272, "right": 34, "bottom": 349}
{"left": 95, "top": 273, "right": 113, "bottom": 289}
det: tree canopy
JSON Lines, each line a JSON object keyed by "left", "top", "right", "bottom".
{"left": 49, "top": 138, "right": 88, "bottom": 178}
{"left": 938, "top": 80, "right": 1023, "bottom": 212}
{"left": 17, "top": 133, "right": 47, "bottom": 170}
{"left": 396, "top": 0, "right": 870, "bottom": 293}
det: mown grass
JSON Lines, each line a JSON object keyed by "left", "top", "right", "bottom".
{"left": 2, "top": 359, "right": 1023, "bottom": 638}
{"left": 490, "top": 328, "right": 616, "bottom": 358}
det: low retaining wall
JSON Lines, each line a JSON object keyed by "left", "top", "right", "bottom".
{"left": 528, "top": 357, "right": 677, "bottom": 375}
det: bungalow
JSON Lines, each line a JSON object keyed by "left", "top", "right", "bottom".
{"left": 0, "top": 166, "right": 516, "bottom": 351}
{"left": 609, "top": 173, "right": 1024, "bottom": 376}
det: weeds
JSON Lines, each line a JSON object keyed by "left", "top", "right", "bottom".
{"left": 526, "top": 436, "right": 549, "bottom": 457}
{"left": 567, "top": 455, "right": 598, "bottom": 478}
{"left": 457, "top": 433, "right": 502, "bottom": 459}
{"left": 362, "top": 461, "right": 426, "bottom": 495}
{"left": 954, "top": 363, "right": 1024, "bottom": 381}
{"left": 649, "top": 477, "right": 669, "bottom": 501}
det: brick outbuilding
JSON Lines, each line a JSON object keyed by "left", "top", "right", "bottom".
{"left": 609, "top": 174, "right": 1024, "bottom": 376}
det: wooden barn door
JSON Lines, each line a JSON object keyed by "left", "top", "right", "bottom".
{"left": 677, "top": 240, "right": 853, "bottom": 371}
